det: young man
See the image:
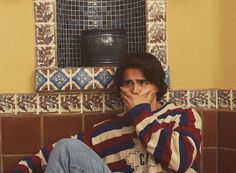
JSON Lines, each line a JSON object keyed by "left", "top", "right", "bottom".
{"left": 12, "top": 52, "right": 201, "bottom": 173}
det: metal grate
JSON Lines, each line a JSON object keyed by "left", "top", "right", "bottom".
{"left": 56, "top": 0, "right": 146, "bottom": 67}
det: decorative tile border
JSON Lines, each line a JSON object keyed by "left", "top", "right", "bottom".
{"left": 34, "top": 0, "right": 168, "bottom": 92}
{"left": 1, "top": 89, "right": 235, "bottom": 115}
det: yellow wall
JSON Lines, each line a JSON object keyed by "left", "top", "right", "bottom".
{"left": 0, "top": 0, "right": 235, "bottom": 93}
{"left": 0, "top": 0, "right": 35, "bottom": 93}
{"left": 168, "top": 0, "right": 236, "bottom": 89}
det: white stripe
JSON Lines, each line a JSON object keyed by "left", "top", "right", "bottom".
{"left": 103, "top": 148, "right": 138, "bottom": 164}
{"left": 36, "top": 150, "right": 47, "bottom": 167}
{"left": 92, "top": 126, "right": 135, "bottom": 145}
{"left": 169, "top": 132, "right": 180, "bottom": 171}
{"left": 18, "top": 160, "right": 32, "bottom": 173}
{"left": 146, "top": 130, "right": 161, "bottom": 154}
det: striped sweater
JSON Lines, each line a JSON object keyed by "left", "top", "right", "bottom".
{"left": 11, "top": 102, "right": 202, "bottom": 173}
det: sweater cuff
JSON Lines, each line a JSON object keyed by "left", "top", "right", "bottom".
{"left": 127, "top": 103, "right": 151, "bottom": 123}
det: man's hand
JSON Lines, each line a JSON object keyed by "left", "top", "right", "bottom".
{"left": 120, "top": 87, "right": 157, "bottom": 111}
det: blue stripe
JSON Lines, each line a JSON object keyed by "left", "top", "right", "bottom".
{"left": 178, "top": 138, "right": 188, "bottom": 172}
{"left": 98, "top": 140, "right": 135, "bottom": 158}
{"left": 41, "top": 148, "right": 50, "bottom": 161}
{"left": 191, "top": 160, "right": 200, "bottom": 172}
{"left": 10, "top": 169, "right": 23, "bottom": 173}
{"left": 77, "top": 132, "right": 83, "bottom": 141}
{"left": 91, "top": 119, "right": 130, "bottom": 137}
{"left": 139, "top": 120, "right": 159, "bottom": 140}
{"left": 24, "top": 157, "right": 36, "bottom": 171}
{"left": 127, "top": 103, "right": 150, "bottom": 120}
{"left": 178, "top": 130, "right": 201, "bottom": 149}
{"left": 153, "top": 128, "right": 170, "bottom": 160}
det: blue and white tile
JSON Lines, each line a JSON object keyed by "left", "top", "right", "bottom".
{"left": 35, "top": 69, "right": 48, "bottom": 91}
{"left": 94, "top": 67, "right": 116, "bottom": 89}
{"left": 208, "top": 89, "right": 217, "bottom": 109}
{"left": 49, "top": 69, "right": 71, "bottom": 91}
{"left": 71, "top": 68, "right": 93, "bottom": 90}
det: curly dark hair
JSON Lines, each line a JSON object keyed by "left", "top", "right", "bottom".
{"left": 114, "top": 52, "right": 168, "bottom": 101}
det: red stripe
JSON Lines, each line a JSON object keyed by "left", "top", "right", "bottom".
{"left": 133, "top": 110, "right": 153, "bottom": 125}
{"left": 15, "top": 164, "right": 29, "bottom": 173}
{"left": 31, "top": 155, "right": 41, "bottom": 169}
{"left": 182, "top": 135, "right": 195, "bottom": 167}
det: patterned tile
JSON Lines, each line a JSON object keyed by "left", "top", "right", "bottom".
{"left": 38, "top": 94, "right": 59, "bottom": 113}
{"left": 82, "top": 93, "right": 103, "bottom": 112}
{"left": 94, "top": 67, "right": 116, "bottom": 89}
{"left": 189, "top": 90, "right": 209, "bottom": 108}
{"left": 217, "top": 90, "right": 231, "bottom": 109}
{"left": 105, "top": 93, "right": 124, "bottom": 112}
{"left": 0, "top": 95, "right": 16, "bottom": 114}
{"left": 232, "top": 90, "right": 236, "bottom": 110}
{"left": 16, "top": 94, "right": 38, "bottom": 113}
{"left": 147, "top": 22, "right": 166, "bottom": 44}
{"left": 147, "top": 0, "right": 166, "bottom": 22}
{"left": 60, "top": 94, "right": 81, "bottom": 113}
{"left": 34, "top": 1, "right": 55, "bottom": 23}
{"left": 35, "top": 24, "right": 55, "bottom": 45}
{"left": 169, "top": 90, "right": 188, "bottom": 107}
{"left": 49, "top": 69, "right": 71, "bottom": 91}
{"left": 163, "top": 65, "right": 170, "bottom": 87}
{"left": 71, "top": 68, "right": 93, "bottom": 90}
{"left": 147, "top": 44, "right": 167, "bottom": 65}
{"left": 36, "top": 46, "right": 56, "bottom": 68}
{"left": 35, "top": 69, "right": 48, "bottom": 91}
{"left": 208, "top": 90, "right": 217, "bottom": 109}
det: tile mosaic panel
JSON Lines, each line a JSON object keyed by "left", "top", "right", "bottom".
{"left": 34, "top": 0, "right": 168, "bottom": 93}
{"left": 0, "top": 89, "right": 236, "bottom": 115}
{"left": 94, "top": 67, "right": 116, "bottom": 89}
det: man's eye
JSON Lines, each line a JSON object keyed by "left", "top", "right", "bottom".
{"left": 123, "top": 81, "right": 133, "bottom": 86}
{"left": 141, "top": 81, "right": 149, "bottom": 85}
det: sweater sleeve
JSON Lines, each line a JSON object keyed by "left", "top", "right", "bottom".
{"left": 127, "top": 103, "right": 202, "bottom": 172}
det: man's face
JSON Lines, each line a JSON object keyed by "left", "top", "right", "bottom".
{"left": 121, "top": 68, "right": 159, "bottom": 95}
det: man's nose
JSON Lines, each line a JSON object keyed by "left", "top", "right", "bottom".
{"left": 131, "top": 84, "right": 140, "bottom": 94}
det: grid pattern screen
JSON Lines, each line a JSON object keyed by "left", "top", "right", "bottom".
{"left": 56, "top": 0, "right": 146, "bottom": 67}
